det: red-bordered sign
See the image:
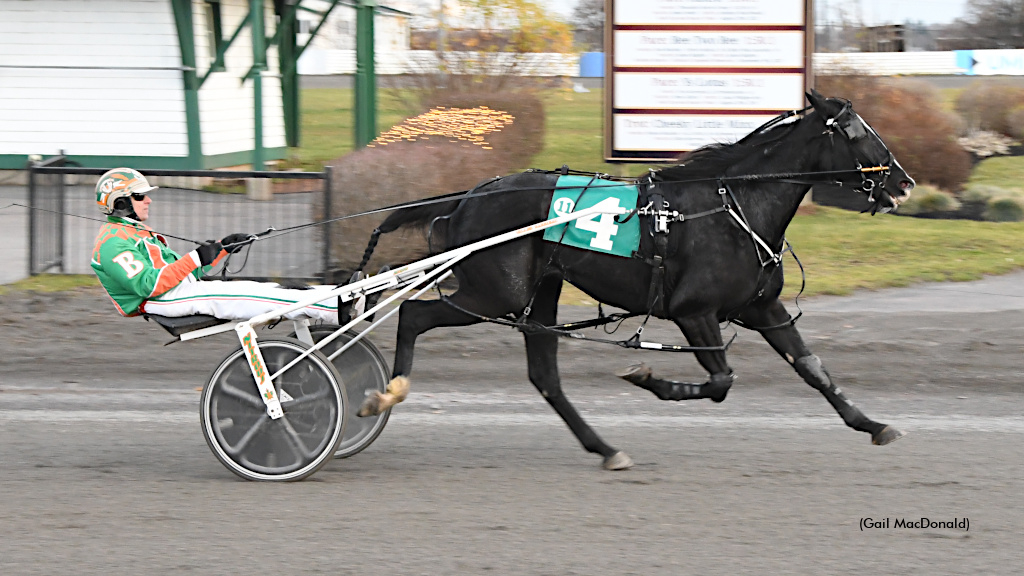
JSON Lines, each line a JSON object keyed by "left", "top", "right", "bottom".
{"left": 605, "top": 0, "right": 814, "bottom": 162}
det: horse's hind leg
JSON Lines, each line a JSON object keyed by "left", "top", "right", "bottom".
{"left": 357, "top": 297, "right": 479, "bottom": 417}
{"left": 619, "top": 313, "right": 735, "bottom": 403}
{"left": 525, "top": 276, "right": 633, "bottom": 470}
{"left": 739, "top": 299, "right": 903, "bottom": 446}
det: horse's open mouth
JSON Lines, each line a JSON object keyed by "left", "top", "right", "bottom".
{"left": 870, "top": 192, "right": 903, "bottom": 215}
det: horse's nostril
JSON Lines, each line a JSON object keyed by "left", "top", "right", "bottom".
{"left": 899, "top": 180, "right": 914, "bottom": 193}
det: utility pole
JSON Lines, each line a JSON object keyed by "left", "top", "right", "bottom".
{"left": 354, "top": 0, "right": 378, "bottom": 148}
{"left": 251, "top": 0, "right": 266, "bottom": 170}
{"left": 247, "top": 0, "right": 273, "bottom": 200}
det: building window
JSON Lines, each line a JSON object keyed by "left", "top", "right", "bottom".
{"left": 205, "top": 1, "right": 226, "bottom": 71}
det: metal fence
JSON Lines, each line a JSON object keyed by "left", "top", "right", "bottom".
{"left": 27, "top": 157, "right": 334, "bottom": 281}
{"left": 28, "top": 155, "right": 66, "bottom": 275}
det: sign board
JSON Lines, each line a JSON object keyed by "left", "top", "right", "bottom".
{"left": 606, "top": 0, "right": 813, "bottom": 162}
{"left": 955, "top": 49, "right": 1024, "bottom": 76}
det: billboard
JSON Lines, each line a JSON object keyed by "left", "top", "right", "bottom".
{"left": 605, "top": 0, "right": 813, "bottom": 162}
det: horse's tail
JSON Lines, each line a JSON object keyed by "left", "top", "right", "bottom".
{"left": 355, "top": 227, "right": 383, "bottom": 274}
{"left": 377, "top": 198, "right": 462, "bottom": 234}
{"left": 354, "top": 197, "right": 462, "bottom": 274}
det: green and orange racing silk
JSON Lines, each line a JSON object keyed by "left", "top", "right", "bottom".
{"left": 91, "top": 216, "right": 223, "bottom": 316}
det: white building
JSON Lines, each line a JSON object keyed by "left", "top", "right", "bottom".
{"left": 296, "top": 0, "right": 413, "bottom": 75}
{"left": 0, "top": 0, "right": 347, "bottom": 170}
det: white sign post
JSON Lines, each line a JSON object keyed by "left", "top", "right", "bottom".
{"left": 605, "top": 0, "right": 813, "bottom": 162}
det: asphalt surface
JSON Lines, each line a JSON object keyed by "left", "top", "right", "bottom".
{"left": 1, "top": 274, "right": 1022, "bottom": 574}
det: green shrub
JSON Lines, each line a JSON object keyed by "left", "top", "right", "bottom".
{"left": 961, "top": 184, "right": 1008, "bottom": 203}
{"left": 899, "top": 184, "right": 961, "bottom": 215}
{"left": 984, "top": 196, "right": 1024, "bottom": 222}
{"left": 815, "top": 75, "right": 972, "bottom": 192}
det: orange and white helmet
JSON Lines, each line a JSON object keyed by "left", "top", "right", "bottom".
{"left": 95, "top": 167, "right": 157, "bottom": 215}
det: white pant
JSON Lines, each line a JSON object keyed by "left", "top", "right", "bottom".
{"left": 142, "top": 279, "right": 338, "bottom": 323}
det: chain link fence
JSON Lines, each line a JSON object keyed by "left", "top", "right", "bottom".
{"left": 27, "top": 158, "right": 335, "bottom": 282}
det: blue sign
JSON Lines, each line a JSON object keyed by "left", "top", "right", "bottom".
{"left": 956, "top": 49, "right": 1024, "bottom": 76}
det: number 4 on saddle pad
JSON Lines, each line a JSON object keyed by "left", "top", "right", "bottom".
{"left": 542, "top": 175, "right": 641, "bottom": 257}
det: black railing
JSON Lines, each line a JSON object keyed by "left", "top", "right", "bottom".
{"left": 26, "top": 158, "right": 335, "bottom": 282}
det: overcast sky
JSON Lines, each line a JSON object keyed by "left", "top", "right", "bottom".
{"left": 543, "top": 0, "right": 971, "bottom": 26}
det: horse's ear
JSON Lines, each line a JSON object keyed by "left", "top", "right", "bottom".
{"left": 806, "top": 89, "right": 828, "bottom": 112}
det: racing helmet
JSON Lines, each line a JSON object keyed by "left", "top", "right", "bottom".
{"left": 95, "top": 167, "right": 157, "bottom": 215}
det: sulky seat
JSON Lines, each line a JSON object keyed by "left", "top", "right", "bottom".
{"left": 144, "top": 314, "right": 230, "bottom": 337}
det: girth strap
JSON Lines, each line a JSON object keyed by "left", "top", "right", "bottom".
{"left": 645, "top": 253, "right": 665, "bottom": 313}
{"left": 634, "top": 191, "right": 670, "bottom": 316}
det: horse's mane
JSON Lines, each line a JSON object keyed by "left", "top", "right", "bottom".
{"left": 654, "top": 114, "right": 807, "bottom": 182}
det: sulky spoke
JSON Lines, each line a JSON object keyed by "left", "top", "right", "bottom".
{"left": 278, "top": 415, "right": 315, "bottom": 459}
{"left": 218, "top": 382, "right": 265, "bottom": 409}
{"left": 223, "top": 413, "right": 270, "bottom": 457}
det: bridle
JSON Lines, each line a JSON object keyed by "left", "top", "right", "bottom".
{"left": 823, "top": 99, "right": 899, "bottom": 214}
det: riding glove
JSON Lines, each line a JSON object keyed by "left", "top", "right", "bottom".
{"left": 196, "top": 241, "right": 223, "bottom": 266}
{"left": 221, "top": 233, "right": 251, "bottom": 254}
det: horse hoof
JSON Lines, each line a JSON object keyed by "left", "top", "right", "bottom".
{"left": 616, "top": 363, "right": 651, "bottom": 385}
{"left": 602, "top": 451, "right": 634, "bottom": 471}
{"left": 357, "top": 391, "right": 385, "bottom": 417}
{"left": 706, "top": 385, "right": 730, "bottom": 403}
{"left": 872, "top": 425, "right": 905, "bottom": 446}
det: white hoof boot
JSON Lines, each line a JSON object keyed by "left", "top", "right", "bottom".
{"left": 602, "top": 451, "right": 634, "bottom": 471}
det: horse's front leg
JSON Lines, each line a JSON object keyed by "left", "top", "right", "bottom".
{"left": 738, "top": 299, "right": 904, "bottom": 445}
{"left": 357, "top": 297, "right": 478, "bottom": 417}
{"left": 525, "top": 277, "right": 633, "bottom": 470}
{"left": 618, "top": 313, "right": 735, "bottom": 403}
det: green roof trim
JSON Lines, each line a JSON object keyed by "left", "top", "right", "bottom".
{"left": 170, "top": 0, "right": 204, "bottom": 165}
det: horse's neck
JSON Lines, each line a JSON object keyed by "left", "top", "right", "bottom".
{"left": 733, "top": 125, "right": 821, "bottom": 245}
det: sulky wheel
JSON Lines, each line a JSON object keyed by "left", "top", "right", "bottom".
{"left": 293, "top": 326, "right": 391, "bottom": 459}
{"left": 201, "top": 338, "right": 347, "bottom": 481}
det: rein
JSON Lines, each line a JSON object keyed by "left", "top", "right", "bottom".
{"left": 1, "top": 160, "right": 892, "bottom": 256}
{"left": 435, "top": 291, "right": 738, "bottom": 353}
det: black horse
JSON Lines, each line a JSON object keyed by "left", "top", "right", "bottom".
{"left": 356, "top": 90, "right": 915, "bottom": 470}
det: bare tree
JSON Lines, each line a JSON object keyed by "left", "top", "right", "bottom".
{"left": 572, "top": 0, "right": 604, "bottom": 51}
{"left": 941, "top": 0, "right": 1024, "bottom": 49}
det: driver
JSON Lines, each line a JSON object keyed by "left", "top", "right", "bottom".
{"left": 91, "top": 167, "right": 339, "bottom": 323}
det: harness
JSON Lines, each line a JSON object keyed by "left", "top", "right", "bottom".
{"left": 430, "top": 103, "right": 897, "bottom": 348}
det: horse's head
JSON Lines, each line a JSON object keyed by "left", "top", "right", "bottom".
{"left": 807, "top": 89, "right": 915, "bottom": 214}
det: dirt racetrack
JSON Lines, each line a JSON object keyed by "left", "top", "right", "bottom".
{"left": 1, "top": 280, "right": 1022, "bottom": 574}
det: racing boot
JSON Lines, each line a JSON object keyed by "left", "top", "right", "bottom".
{"left": 337, "top": 270, "right": 365, "bottom": 325}
{"left": 361, "top": 265, "right": 390, "bottom": 323}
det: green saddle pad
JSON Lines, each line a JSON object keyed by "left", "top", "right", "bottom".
{"left": 542, "top": 175, "right": 640, "bottom": 258}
